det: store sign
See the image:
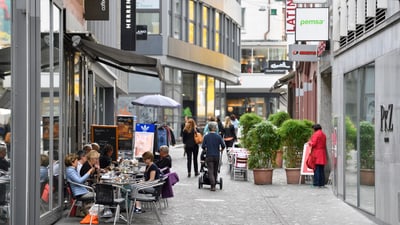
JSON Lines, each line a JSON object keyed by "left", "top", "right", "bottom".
{"left": 288, "top": 44, "right": 318, "bottom": 62}
{"left": 293, "top": 0, "right": 326, "bottom": 3}
{"left": 295, "top": 8, "right": 329, "bottom": 41}
{"left": 286, "top": 0, "right": 297, "bottom": 33}
{"left": 121, "top": 0, "right": 136, "bottom": 50}
{"left": 84, "top": 0, "right": 109, "bottom": 20}
{"left": 380, "top": 104, "right": 393, "bottom": 132}
{"left": 136, "top": 25, "right": 148, "bottom": 40}
{"left": 268, "top": 60, "right": 293, "bottom": 70}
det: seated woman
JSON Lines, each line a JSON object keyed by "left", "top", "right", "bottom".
{"left": 99, "top": 144, "right": 114, "bottom": 169}
{"left": 155, "top": 145, "right": 172, "bottom": 173}
{"left": 65, "top": 153, "right": 95, "bottom": 215}
{"left": 134, "top": 151, "right": 161, "bottom": 214}
{"left": 80, "top": 150, "right": 101, "bottom": 185}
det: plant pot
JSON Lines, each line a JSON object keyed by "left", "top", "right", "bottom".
{"left": 360, "top": 168, "right": 375, "bottom": 186}
{"left": 253, "top": 168, "right": 273, "bottom": 185}
{"left": 275, "top": 150, "right": 283, "bottom": 168}
{"left": 285, "top": 168, "right": 304, "bottom": 184}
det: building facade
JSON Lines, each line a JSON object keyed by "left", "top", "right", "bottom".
{"left": 88, "top": 0, "right": 242, "bottom": 133}
{"left": 332, "top": 0, "right": 400, "bottom": 223}
{"left": 227, "top": 0, "right": 289, "bottom": 120}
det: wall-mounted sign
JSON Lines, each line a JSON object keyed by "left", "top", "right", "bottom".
{"left": 286, "top": 0, "right": 297, "bottom": 34}
{"left": 293, "top": 0, "right": 326, "bottom": 3}
{"left": 121, "top": 0, "right": 136, "bottom": 51}
{"left": 136, "top": 25, "right": 148, "bottom": 40}
{"left": 268, "top": 60, "right": 293, "bottom": 70}
{"left": 288, "top": 44, "right": 318, "bottom": 62}
{"left": 295, "top": 8, "right": 329, "bottom": 41}
{"left": 84, "top": 0, "right": 109, "bottom": 20}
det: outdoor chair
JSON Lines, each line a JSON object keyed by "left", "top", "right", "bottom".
{"left": 66, "top": 180, "right": 95, "bottom": 217}
{"left": 128, "top": 179, "right": 166, "bottom": 225}
{"left": 231, "top": 153, "right": 248, "bottom": 181}
{"left": 93, "top": 183, "right": 128, "bottom": 225}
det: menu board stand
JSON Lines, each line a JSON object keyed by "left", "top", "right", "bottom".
{"left": 91, "top": 125, "right": 118, "bottom": 160}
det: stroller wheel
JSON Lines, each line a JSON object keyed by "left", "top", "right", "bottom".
{"left": 219, "top": 178, "right": 223, "bottom": 189}
{"left": 198, "top": 176, "right": 203, "bottom": 189}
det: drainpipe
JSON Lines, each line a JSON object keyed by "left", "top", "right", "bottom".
{"left": 264, "top": 0, "right": 271, "bottom": 40}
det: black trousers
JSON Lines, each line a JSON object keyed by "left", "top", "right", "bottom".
{"left": 205, "top": 156, "right": 219, "bottom": 187}
{"left": 185, "top": 145, "right": 199, "bottom": 174}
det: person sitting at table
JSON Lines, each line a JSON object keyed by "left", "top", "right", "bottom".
{"left": 40, "top": 154, "right": 49, "bottom": 183}
{"left": 99, "top": 144, "right": 114, "bottom": 169}
{"left": 155, "top": 145, "right": 172, "bottom": 173}
{"left": 80, "top": 150, "right": 100, "bottom": 185}
{"left": 65, "top": 153, "right": 95, "bottom": 215}
{"left": 0, "top": 143, "right": 9, "bottom": 172}
{"left": 76, "top": 150, "right": 87, "bottom": 175}
{"left": 82, "top": 143, "right": 92, "bottom": 155}
{"left": 134, "top": 151, "right": 161, "bottom": 214}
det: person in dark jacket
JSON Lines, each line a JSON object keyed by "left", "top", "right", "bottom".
{"left": 222, "top": 116, "right": 237, "bottom": 152}
{"left": 182, "top": 118, "right": 200, "bottom": 177}
{"left": 308, "top": 124, "right": 327, "bottom": 187}
{"left": 201, "top": 122, "right": 225, "bottom": 191}
{"left": 156, "top": 145, "right": 172, "bottom": 172}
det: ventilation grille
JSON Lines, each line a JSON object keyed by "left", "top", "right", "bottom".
{"left": 339, "top": 8, "right": 386, "bottom": 48}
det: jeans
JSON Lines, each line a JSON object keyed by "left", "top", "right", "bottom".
{"left": 313, "top": 164, "right": 325, "bottom": 186}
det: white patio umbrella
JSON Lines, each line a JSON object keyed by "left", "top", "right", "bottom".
{"left": 131, "top": 94, "right": 181, "bottom": 123}
{"left": 131, "top": 94, "right": 181, "bottom": 108}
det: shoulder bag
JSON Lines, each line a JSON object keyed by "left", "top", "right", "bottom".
{"left": 194, "top": 130, "right": 203, "bottom": 144}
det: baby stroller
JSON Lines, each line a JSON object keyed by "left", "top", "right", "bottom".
{"left": 198, "top": 149, "right": 223, "bottom": 190}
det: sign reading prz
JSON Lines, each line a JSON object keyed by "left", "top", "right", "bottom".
{"left": 295, "top": 8, "right": 329, "bottom": 41}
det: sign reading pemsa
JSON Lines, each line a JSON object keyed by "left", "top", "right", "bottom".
{"left": 121, "top": 0, "right": 136, "bottom": 51}
{"left": 295, "top": 8, "right": 329, "bottom": 41}
{"left": 84, "top": 0, "right": 109, "bottom": 20}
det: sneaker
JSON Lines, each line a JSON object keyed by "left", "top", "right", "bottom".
{"left": 134, "top": 208, "right": 144, "bottom": 214}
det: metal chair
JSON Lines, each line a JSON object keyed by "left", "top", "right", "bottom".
{"left": 128, "top": 179, "right": 166, "bottom": 225}
{"left": 231, "top": 153, "right": 248, "bottom": 181}
{"left": 66, "top": 180, "right": 95, "bottom": 217}
{"left": 94, "top": 183, "right": 128, "bottom": 225}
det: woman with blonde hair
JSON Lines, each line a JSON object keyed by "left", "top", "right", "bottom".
{"left": 79, "top": 150, "right": 100, "bottom": 184}
{"left": 223, "top": 116, "right": 237, "bottom": 151}
{"left": 182, "top": 118, "right": 200, "bottom": 177}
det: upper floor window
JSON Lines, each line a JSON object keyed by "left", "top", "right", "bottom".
{"left": 137, "top": 0, "right": 160, "bottom": 34}
{"left": 202, "top": 6, "right": 209, "bottom": 48}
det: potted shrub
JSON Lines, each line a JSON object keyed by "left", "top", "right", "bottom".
{"left": 359, "top": 121, "right": 375, "bottom": 185}
{"left": 246, "top": 121, "right": 280, "bottom": 184}
{"left": 268, "top": 111, "right": 291, "bottom": 168}
{"left": 278, "top": 119, "right": 313, "bottom": 184}
{"left": 239, "top": 113, "right": 263, "bottom": 150}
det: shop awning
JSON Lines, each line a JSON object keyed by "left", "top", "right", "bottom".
{"left": 71, "top": 35, "right": 163, "bottom": 80}
{"left": 272, "top": 71, "right": 295, "bottom": 89}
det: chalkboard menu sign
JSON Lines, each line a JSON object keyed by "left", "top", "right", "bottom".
{"left": 91, "top": 125, "right": 118, "bottom": 160}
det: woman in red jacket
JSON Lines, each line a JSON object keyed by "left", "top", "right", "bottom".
{"left": 308, "top": 124, "right": 327, "bottom": 187}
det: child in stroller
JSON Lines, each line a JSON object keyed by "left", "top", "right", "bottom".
{"left": 198, "top": 148, "right": 223, "bottom": 190}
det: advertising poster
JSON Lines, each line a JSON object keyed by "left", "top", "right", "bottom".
{"left": 134, "top": 123, "right": 155, "bottom": 158}
{"left": 300, "top": 143, "right": 314, "bottom": 175}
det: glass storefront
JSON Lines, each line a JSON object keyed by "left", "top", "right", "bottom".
{"left": 343, "top": 62, "right": 375, "bottom": 214}
{"left": 40, "top": 0, "right": 63, "bottom": 218}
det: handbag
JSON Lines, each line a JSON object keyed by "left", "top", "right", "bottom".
{"left": 306, "top": 153, "right": 316, "bottom": 170}
{"left": 194, "top": 131, "right": 203, "bottom": 144}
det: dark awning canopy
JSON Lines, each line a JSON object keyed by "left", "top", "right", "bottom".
{"left": 272, "top": 71, "right": 295, "bottom": 89}
{"left": 71, "top": 35, "right": 163, "bottom": 80}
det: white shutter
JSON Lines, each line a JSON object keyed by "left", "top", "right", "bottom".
{"left": 339, "top": 0, "right": 348, "bottom": 36}
{"left": 377, "top": 0, "right": 388, "bottom": 8}
{"left": 356, "top": 0, "right": 366, "bottom": 24}
{"left": 348, "top": 0, "right": 356, "bottom": 31}
{"left": 366, "top": 0, "right": 376, "bottom": 17}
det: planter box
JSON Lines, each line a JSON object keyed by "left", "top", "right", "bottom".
{"left": 253, "top": 168, "right": 273, "bottom": 185}
{"left": 285, "top": 168, "right": 305, "bottom": 184}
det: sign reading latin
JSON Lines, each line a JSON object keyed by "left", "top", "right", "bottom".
{"left": 121, "top": 0, "right": 136, "bottom": 51}
{"left": 84, "top": 0, "right": 109, "bottom": 20}
{"left": 286, "top": 0, "right": 297, "bottom": 34}
{"left": 295, "top": 8, "right": 329, "bottom": 41}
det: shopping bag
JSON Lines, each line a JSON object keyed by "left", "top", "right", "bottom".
{"left": 306, "top": 153, "right": 316, "bottom": 170}
{"left": 80, "top": 214, "right": 98, "bottom": 224}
